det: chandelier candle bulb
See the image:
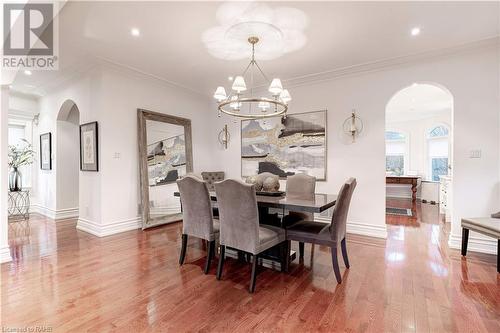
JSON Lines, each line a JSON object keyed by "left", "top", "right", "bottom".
{"left": 214, "top": 86, "right": 227, "bottom": 101}
{"left": 230, "top": 96, "right": 241, "bottom": 110}
{"left": 232, "top": 76, "right": 247, "bottom": 92}
{"left": 258, "top": 101, "right": 270, "bottom": 111}
{"left": 269, "top": 78, "right": 283, "bottom": 95}
{"left": 280, "top": 89, "right": 291, "bottom": 104}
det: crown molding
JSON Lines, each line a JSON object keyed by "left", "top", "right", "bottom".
{"left": 282, "top": 36, "right": 500, "bottom": 89}
{"left": 9, "top": 89, "right": 40, "bottom": 101}
{"left": 94, "top": 57, "right": 209, "bottom": 98}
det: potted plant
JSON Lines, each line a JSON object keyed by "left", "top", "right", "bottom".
{"left": 8, "top": 139, "right": 35, "bottom": 192}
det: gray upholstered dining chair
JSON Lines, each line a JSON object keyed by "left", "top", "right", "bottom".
{"left": 201, "top": 171, "right": 224, "bottom": 217}
{"left": 201, "top": 171, "right": 225, "bottom": 191}
{"left": 214, "top": 179, "right": 286, "bottom": 293}
{"left": 285, "top": 178, "right": 357, "bottom": 283}
{"left": 176, "top": 175, "right": 219, "bottom": 274}
{"left": 284, "top": 173, "right": 316, "bottom": 258}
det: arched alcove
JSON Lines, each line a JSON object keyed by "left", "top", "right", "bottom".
{"left": 56, "top": 100, "right": 80, "bottom": 216}
{"left": 385, "top": 82, "right": 454, "bottom": 222}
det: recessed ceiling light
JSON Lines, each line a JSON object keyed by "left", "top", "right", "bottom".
{"left": 228, "top": 76, "right": 233, "bottom": 81}
{"left": 131, "top": 28, "right": 140, "bottom": 37}
{"left": 411, "top": 27, "right": 421, "bottom": 36}
{"left": 24, "top": 70, "right": 32, "bottom": 76}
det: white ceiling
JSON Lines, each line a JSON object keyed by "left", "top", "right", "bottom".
{"left": 8, "top": 1, "right": 500, "bottom": 98}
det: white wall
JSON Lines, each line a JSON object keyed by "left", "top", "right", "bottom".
{"left": 35, "top": 68, "right": 102, "bottom": 221}
{"left": 211, "top": 46, "right": 500, "bottom": 251}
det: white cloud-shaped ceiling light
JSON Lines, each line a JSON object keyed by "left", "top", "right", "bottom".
{"left": 202, "top": 2, "right": 308, "bottom": 60}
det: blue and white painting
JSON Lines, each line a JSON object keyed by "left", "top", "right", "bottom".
{"left": 241, "top": 110, "right": 327, "bottom": 180}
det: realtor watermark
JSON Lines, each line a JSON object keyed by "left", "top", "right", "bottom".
{"left": 2, "top": 2, "right": 59, "bottom": 70}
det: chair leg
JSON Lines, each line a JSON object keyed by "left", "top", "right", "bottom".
{"left": 331, "top": 246, "right": 342, "bottom": 284}
{"left": 249, "top": 254, "right": 258, "bottom": 293}
{"left": 179, "top": 234, "right": 188, "bottom": 265}
{"left": 341, "top": 238, "right": 350, "bottom": 269}
{"left": 216, "top": 245, "right": 225, "bottom": 280}
{"left": 204, "top": 240, "right": 215, "bottom": 274}
{"left": 461, "top": 228, "right": 469, "bottom": 256}
{"left": 280, "top": 241, "right": 288, "bottom": 273}
{"left": 299, "top": 242, "right": 305, "bottom": 258}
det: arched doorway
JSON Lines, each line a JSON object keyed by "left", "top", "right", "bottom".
{"left": 56, "top": 100, "right": 80, "bottom": 219}
{"left": 385, "top": 83, "right": 453, "bottom": 224}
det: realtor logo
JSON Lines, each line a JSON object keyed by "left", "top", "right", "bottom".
{"left": 2, "top": 2, "right": 58, "bottom": 70}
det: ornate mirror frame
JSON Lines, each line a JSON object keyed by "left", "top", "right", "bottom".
{"left": 137, "top": 109, "right": 193, "bottom": 229}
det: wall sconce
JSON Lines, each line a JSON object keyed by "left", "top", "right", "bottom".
{"left": 342, "top": 109, "right": 363, "bottom": 143}
{"left": 218, "top": 124, "right": 230, "bottom": 149}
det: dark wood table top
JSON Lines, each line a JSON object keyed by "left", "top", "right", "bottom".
{"left": 174, "top": 191, "right": 337, "bottom": 213}
{"left": 386, "top": 175, "right": 420, "bottom": 179}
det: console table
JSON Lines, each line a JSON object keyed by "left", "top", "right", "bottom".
{"left": 8, "top": 190, "right": 30, "bottom": 222}
{"left": 386, "top": 176, "right": 420, "bottom": 202}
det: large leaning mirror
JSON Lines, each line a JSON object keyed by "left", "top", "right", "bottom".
{"left": 138, "top": 109, "right": 193, "bottom": 229}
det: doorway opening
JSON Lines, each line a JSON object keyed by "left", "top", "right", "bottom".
{"left": 385, "top": 83, "right": 453, "bottom": 226}
{"left": 56, "top": 100, "right": 80, "bottom": 219}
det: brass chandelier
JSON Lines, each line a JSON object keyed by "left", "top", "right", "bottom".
{"left": 213, "top": 36, "right": 291, "bottom": 119}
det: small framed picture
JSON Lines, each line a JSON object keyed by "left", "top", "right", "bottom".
{"left": 40, "top": 132, "right": 52, "bottom": 170}
{"left": 80, "top": 121, "right": 99, "bottom": 171}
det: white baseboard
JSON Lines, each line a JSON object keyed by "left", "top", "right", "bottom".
{"left": 316, "top": 217, "right": 387, "bottom": 239}
{"left": 448, "top": 232, "right": 497, "bottom": 255}
{"left": 77, "top": 216, "right": 142, "bottom": 237}
{"left": 30, "top": 204, "right": 79, "bottom": 220}
{"left": 0, "top": 245, "right": 12, "bottom": 264}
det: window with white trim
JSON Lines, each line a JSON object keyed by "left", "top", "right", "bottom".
{"left": 385, "top": 131, "right": 407, "bottom": 176}
{"left": 8, "top": 123, "right": 32, "bottom": 188}
{"left": 427, "top": 125, "right": 449, "bottom": 181}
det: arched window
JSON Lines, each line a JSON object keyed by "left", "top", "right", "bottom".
{"left": 385, "top": 131, "right": 407, "bottom": 176}
{"left": 427, "top": 125, "right": 449, "bottom": 181}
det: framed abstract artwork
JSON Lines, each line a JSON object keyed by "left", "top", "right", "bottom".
{"left": 241, "top": 110, "right": 327, "bottom": 180}
{"left": 40, "top": 132, "right": 52, "bottom": 170}
{"left": 80, "top": 121, "right": 99, "bottom": 171}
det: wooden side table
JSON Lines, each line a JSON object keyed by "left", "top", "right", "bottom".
{"left": 386, "top": 176, "right": 420, "bottom": 202}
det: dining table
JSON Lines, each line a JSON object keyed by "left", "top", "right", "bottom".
{"left": 173, "top": 190, "right": 338, "bottom": 270}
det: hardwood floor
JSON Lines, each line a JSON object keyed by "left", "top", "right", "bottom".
{"left": 2, "top": 200, "right": 498, "bottom": 332}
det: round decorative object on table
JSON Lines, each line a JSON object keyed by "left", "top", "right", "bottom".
{"left": 262, "top": 177, "right": 280, "bottom": 192}
{"left": 256, "top": 172, "right": 280, "bottom": 192}
{"left": 245, "top": 175, "right": 263, "bottom": 191}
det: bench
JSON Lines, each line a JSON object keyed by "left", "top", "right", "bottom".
{"left": 461, "top": 213, "right": 500, "bottom": 273}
